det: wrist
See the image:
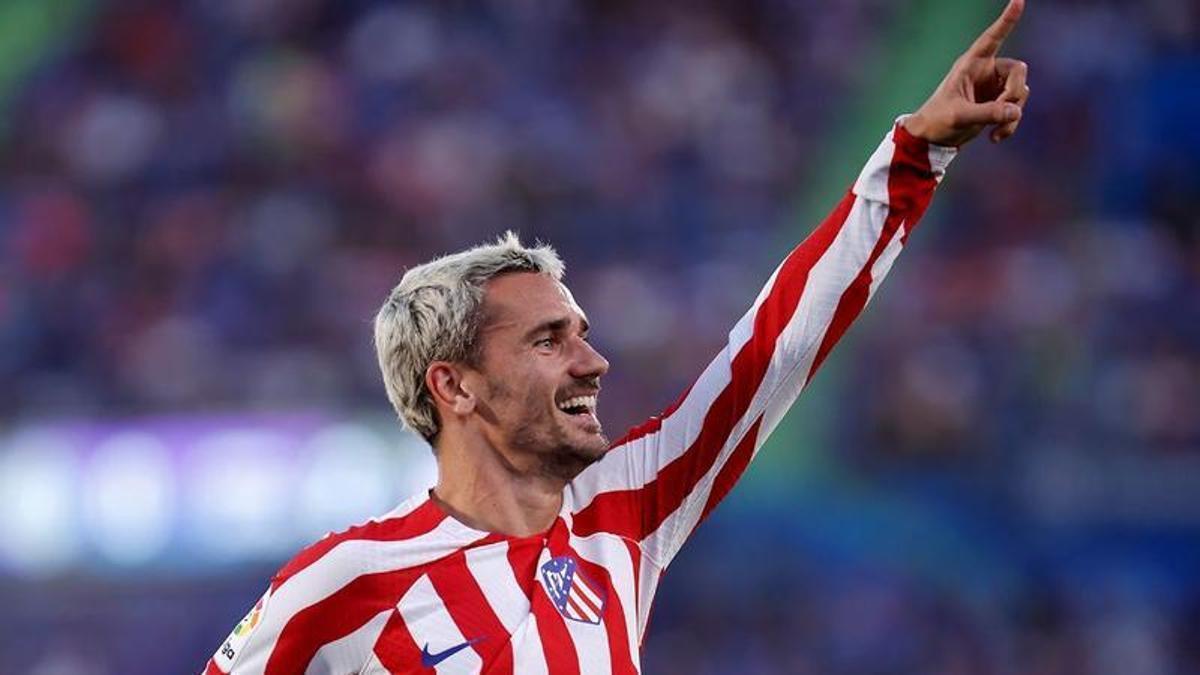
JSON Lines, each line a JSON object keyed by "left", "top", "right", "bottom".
{"left": 901, "top": 113, "right": 934, "bottom": 142}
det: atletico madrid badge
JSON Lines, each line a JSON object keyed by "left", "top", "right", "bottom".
{"left": 540, "top": 555, "right": 607, "bottom": 625}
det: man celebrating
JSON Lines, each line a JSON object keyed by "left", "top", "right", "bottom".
{"left": 206, "top": 1, "right": 1030, "bottom": 672}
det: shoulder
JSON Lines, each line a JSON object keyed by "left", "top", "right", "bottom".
{"left": 207, "top": 493, "right": 454, "bottom": 673}
{"left": 271, "top": 491, "right": 446, "bottom": 593}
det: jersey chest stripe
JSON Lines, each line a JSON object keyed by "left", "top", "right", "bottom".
{"left": 264, "top": 567, "right": 425, "bottom": 675}
{"left": 531, "top": 589, "right": 580, "bottom": 675}
{"left": 464, "top": 543, "right": 534, "bottom": 636}
{"left": 399, "top": 575, "right": 485, "bottom": 673}
{"left": 372, "top": 609, "right": 425, "bottom": 674}
{"left": 465, "top": 540, "right": 551, "bottom": 675}
{"left": 427, "top": 551, "right": 515, "bottom": 675}
{"left": 570, "top": 538, "right": 639, "bottom": 675}
{"left": 506, "top": 541, "right": 538, "bottom": 600}
{"left": 309, "top": 607, "right": 392, "bottom": 673}
{"left": 509, "top": 543, "right": 580, "bottom": 675}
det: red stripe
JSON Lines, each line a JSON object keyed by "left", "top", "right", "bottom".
{"left": 508, "top": 540, "right": 580, "bottom": 675}
{"left": 889, "top": 122, "right": 939, "bottom": 245}
{"left": 566, "top": 594, "right": 593, "bottom": 621}
{"left": 373, "top": 609, "right": 431, "bottom": 673}
{"left": 624, "top": 533, "right": 652, "bottom": 648}
{"left": 568, "top": 546, "right": 639, "bottom": 675}
{"left": 264, "top": 568, "right": 425, "bottom": 675}
{"left": 806, "top": 123, "right": 938, "bottom": 381}
{"left": 203, "top": 659, "right": 227, "bottom": 675}
{"left": 427, "top": 551, "right": 515, "bottom": 675}
{"left": 698, "top": 417, "right": 763, "bottom": 524}
{"left": 532, "top": 587, "right": 581, "bottom": 675}
{"left": 572, "top": 191, "right": 859, "bottom": 542}
{"left": 271, "top": 499, "right": 444, "bottom": 591}
{"left": 506, "top": 539, "right": 540, "bottom": 599}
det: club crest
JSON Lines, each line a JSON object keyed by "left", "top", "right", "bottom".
{"left": 540, "top": 555, "right": 607, "bottom": 625}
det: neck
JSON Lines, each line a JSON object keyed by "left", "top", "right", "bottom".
{"left": 431, "top": 428, "right": 565, "bottom": 537}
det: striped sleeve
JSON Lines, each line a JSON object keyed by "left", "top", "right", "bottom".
{"left": 568, "top": 120, "right": 956, "bottom": 567}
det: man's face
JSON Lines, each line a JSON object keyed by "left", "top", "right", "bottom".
{"left": 465, "top": 272, "right": 610, "bottom": 480}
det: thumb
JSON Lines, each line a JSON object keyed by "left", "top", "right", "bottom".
{"left": 956, "top": 100, "right": 1021, "bottom": 127}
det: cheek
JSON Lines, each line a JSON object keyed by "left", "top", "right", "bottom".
{"left": 487, "top": 363, "right": 553, "bottom": 411}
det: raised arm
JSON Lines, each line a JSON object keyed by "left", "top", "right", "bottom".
{"left": 568, "top": 0, "right": 1030, "bottom": 568}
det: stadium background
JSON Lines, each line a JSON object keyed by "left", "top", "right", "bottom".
{"left": 1, "top": 0, "right": 1198, "bottom": 672}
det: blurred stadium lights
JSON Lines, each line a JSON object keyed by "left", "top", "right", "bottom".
{"left": 0, "top": 431, "right": 81, "bottom": 575}
{"left": 82, "top": 431, "right": 174, "bottom": 567}
{"left": 0, "top": 415, "right": 435, "bottom": 577}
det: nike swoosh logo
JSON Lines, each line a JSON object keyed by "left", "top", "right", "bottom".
{"left": 420, "top": 636, "right": 485, "bottom": 668}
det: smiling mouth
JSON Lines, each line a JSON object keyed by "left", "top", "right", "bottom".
{"left": 555, "top": 395, "right": 603, "bottom": 435}
{"left": 556, "top": 394, "right": 597, "bottom": 417}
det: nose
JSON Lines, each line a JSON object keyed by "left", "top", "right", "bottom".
{"left": 570, "top": 336, "right": 609, "bottom": 380}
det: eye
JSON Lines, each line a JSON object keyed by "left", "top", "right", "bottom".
{"left": 534, "top": 337, "right": 556, "bottom": 348}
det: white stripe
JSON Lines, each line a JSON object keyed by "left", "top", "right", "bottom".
{"left": 645, "top": 193, "right": 890, "bottom": 563}
{"left": 463, "top": 543, "right": 529, "bottom": 632}
{"left": 573, "top": 532, "right": 641, "bottom": 672}
{"left": 853, "top": 126, "right": 900, "bottom": 204}
{"left": 236, "top": 506, "right": 485, "bottom": 674}
{"left": 305, "top": 608, "right": 391, "bottom": 675}
{"left": 399, "top": 575, "right": 483, "bottom": 675}
{"left": 925, "top": 140, "right": 957, "bottom": 179}
{"left": 463, "top": 543, "right": 549, "bottom": 675}
{"left": 537, "top": 549, "right": 611, "bottom": 675}
{"left": 513, "top": 614, "right": 551, "bottom": 675}
{"left": 868, "top": 218, "right": 905, "bottom": 300}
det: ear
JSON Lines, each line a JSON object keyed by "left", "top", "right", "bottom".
{"left": 425, "top": 361, "right": 476, "bottom": 417}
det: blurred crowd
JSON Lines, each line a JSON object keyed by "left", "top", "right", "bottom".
{"left": 2, "top": 0, "right": 1198, "bottom": 673}
{"left": 2, "top": 0, "right": 870, "bottom": 429}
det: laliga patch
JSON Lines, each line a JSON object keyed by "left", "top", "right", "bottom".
{"left": 214, "top": 588, "right": 271, "bottom": 669}
{"left": 540, "top": 555, "right": 607, "bottom": 625}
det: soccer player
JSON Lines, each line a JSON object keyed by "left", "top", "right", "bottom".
{"left": 205, "top": 1, "right": 1031, "bottom": 672}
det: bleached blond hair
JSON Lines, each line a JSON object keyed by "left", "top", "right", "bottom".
{"left": 374, "top": 231, "right": 565, "bottom": 442}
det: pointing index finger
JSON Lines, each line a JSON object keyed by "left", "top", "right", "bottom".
{"left": 968, "top": 0, "right": 1025, "bottom": 58}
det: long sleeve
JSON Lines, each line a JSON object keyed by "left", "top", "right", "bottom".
{"left": 567, "top": 120, "right": 956, "bottom": 568}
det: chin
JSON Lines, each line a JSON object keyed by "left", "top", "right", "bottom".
{"left": 543, "top": 431, "right": 609, "bottom": 480}
{"left": 573, "top": 437, "right": 609, "bottom": 462}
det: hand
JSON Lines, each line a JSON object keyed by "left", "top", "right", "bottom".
{"left": 903, "top": 0, "right": 1030, "bottom": 147}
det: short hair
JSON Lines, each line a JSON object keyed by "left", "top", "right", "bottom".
{"left": 374, "top": 231, "right": 565, "bottom": 443}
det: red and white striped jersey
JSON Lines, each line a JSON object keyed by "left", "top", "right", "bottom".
{"left": 204, "top": 121, "right": 954, "bottom": 675}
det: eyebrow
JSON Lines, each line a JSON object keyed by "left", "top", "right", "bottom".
{"left": 523, "top": 316, "right": 589, "bottom": 341}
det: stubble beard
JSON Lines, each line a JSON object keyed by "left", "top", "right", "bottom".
{"left": 489, "top": 377, "right": 609, "bottom": 483}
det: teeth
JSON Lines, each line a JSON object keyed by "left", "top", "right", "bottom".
{"left": 557, "top": 395, "right": 597, "bottom": 412}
